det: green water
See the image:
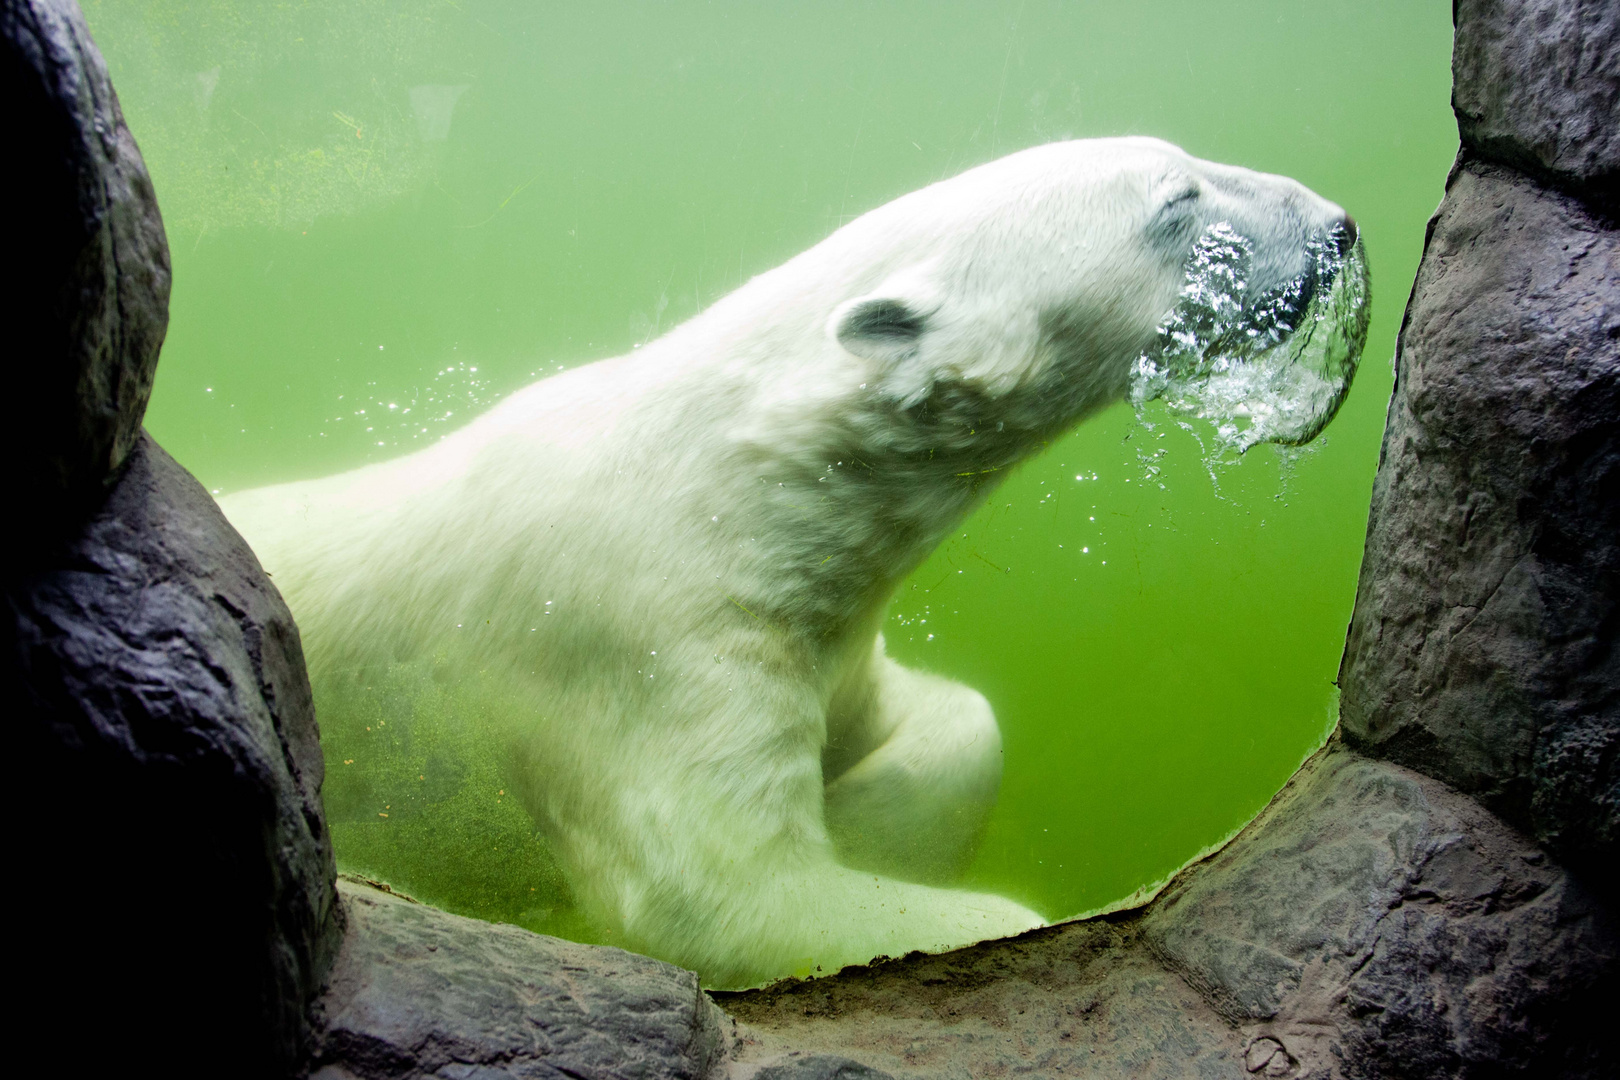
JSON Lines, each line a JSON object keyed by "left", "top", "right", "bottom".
{"left": 84, "top": 1, "right": 1457, "bottom": 938}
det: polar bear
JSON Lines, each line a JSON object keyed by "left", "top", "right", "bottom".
{"left": 222, "top": 137, "right": 1354, "bottom": 989}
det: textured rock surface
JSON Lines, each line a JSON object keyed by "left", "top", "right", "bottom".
{"left": 1144, "top": 745, "right": 1617, "bottom": 1079}
{"left": 1337, "top": 159, "right": 1618, "bottom": 872}
{"left": 722, "top": 743, "right": 1618, "bottom": 1079}
{"left": 1452, "top": 0, "right": 1620, "bottom": 206}
{"left": 2, "top": 0, "right": 169, "bottom": 519}
{"left": 723, "top": 915, "right": 1236, "bottom": 1080}
{"left": 6, "top": 434, "right": 339, "bottom": 1075}
{"left": 309, "top": 880, "right": 727, "bottom": 1080}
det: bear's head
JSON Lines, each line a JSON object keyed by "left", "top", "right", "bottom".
{"left": 825, "top": 138, "right": 1356, "bottom": 453}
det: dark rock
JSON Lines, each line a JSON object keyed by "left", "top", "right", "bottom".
{"left": 1452, "top": 0, "right": 1620, "bottom": 210}
{"left": 1, "top": 0, "right": 170, "bottom": 520}
{"left": 1144, "top": 744, "right": 1618, "bottom": 1079}
{"left": 5, "top": 434, "right": 338, "bottom": 1076}
{"left": 1338, "top": 158, "right": 1619, "bottom": 876}
{"left": 308, "top": 880, "right": 727, "bottom": 1080}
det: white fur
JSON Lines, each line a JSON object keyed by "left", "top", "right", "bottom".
{"left": 222, "top": 138, "right": 1347, "bottom": 988}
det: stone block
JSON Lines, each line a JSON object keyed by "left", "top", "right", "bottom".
{"left": 6, "top": 434, "right": 338, "bottom": 1075}
{"left": 309, "top": 880, "right": 728, "bottom": 1080}
{"left": 1, "top": 0, "right": 169, "bottom": 520}
{"left": 1145, "top": 746, "right": 1617, "bottom": 1079}
{"left": 1453, "top": 0, "right": 1620, "bottom": 207}
{"left": 1338, "top": 159, "right": 1618, "bottom": 874}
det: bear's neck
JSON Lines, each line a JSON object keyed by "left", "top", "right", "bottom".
{"left": 613, "top": 234, "right": 1085, "bottom": 647}
{"left": 636, "top": 323, "right": 1039, "bottom": 647}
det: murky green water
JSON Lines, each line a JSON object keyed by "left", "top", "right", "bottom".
{"left": 85, "top": 1, "right": 1456, "bottom": 943}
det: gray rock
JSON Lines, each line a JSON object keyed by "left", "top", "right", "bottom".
{"left": 1338, "top": 158, "right": 1619, "bottom": 876}
{"left": 725, "top": 744, "right": 1617, "bottom": 1079}
{"left": 1145, "top": 744, "right": 1618, "bottom": 1079}
{"left": 723, "top": 922, "right": 1243, "bottom": 1080}
{"left": 5, "top": 433, "right": 338, "bottom": 1076}
{"left": 1452, "top": 0, "right": 1620, "bottom": 208}
{"left": 309, "top": 880, "right": 727, "bottom": 1080}
{"left": 1, "top": 0, "right": 170, "bottom": 520}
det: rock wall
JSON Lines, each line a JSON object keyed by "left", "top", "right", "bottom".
{"left": 1142, "top": 746, "right": 1614, "bottom": 1078}
{"left": 8, "top": 434, "right": 339, "bottom": 1073}
{"left": 308, "top": 880, "right": 728, "bottom": 1080}
{"left": 1339, "top": 0, "right": 1618, "bottom": 885}
{"left": 2, "top": 0, "right": 168, "bottom": 521}
{"left": 3, "top": 0, "right": 338, "bottom": 1073}
{"left": 1450, "top": 0, "right": 1618, "bottom": 210}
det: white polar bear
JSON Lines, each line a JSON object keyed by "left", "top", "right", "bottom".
{"left": 222, "top": 137, "right": 1353, "bottom": 989}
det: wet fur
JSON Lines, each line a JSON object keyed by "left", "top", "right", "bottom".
{"left": 222, "top": 137, "right": 1346, "bottom": 988}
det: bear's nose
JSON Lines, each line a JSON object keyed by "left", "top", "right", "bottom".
{"left": 1334, "top": 214, "right": 1359, "bottom": 256}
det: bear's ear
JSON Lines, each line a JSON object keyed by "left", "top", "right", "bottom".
{"left": 831, "top": 295, "right": 929, "bottom": 365}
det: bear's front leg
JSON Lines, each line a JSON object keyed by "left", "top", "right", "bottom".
{"left": 550, "top": 650, "right": 1040, "bottom": 988}
{"left": 822, "top": 635, "right": 1005, "bottom": 885}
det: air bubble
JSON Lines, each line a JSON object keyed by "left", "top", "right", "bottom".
{"left": 1129, "top": 221, "right": 1369, "bottom": 457}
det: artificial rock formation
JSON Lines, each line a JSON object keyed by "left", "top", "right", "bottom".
{"left": 308, "top": 880, "right": 728, "bottom": 1080}
{"left": 1340, "top": 0, "right": 1618, "bottom": 885}
{"left": 1142, "top": 747, "right": 1614, "bottom": 1078}
{"left": 2, "top": 0, "right": 168, "bottom": 522}
{"left": 1450, "top": 0, "right": 1618, "bottom": 208}
{"left": 723, "top": 744, "right": 1616, "bottom": 1080}
{"left": 8, "top": 435, "right": 339, "bottom": 1074}
{"left": 3, "top": 0, "right": 335, "bottom": 1073}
